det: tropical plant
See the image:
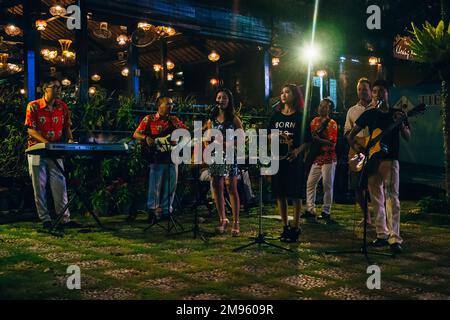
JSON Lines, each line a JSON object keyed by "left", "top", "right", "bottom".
{"left": 410, "top": 20, "right": 450, "bottom": 220}
{"left": 91, "top": 187, "right": 114, "bottom": 216}
{"left": 116, "top": 95, "right": 136, "bottom": 130}
{"left": 115, "top": 183, "right": 134, "bottom": 215}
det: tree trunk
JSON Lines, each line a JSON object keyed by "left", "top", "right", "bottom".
{"left": 440, "top": 71, "right": 450, "bottom": 222}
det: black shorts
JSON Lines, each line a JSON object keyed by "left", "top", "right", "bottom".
{"left": 271, "top": 159, "right": 305, "bottom": 199}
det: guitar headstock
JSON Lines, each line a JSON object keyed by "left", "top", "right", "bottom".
{"left": 407, "top": 103, "right": 427, "bottom": 118}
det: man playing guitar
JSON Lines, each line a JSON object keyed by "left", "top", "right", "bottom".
{"left": 348, "top": 80, "right": 411, "bottom": 254}
{"left": 133, "top": 97, "right": 187, "bottom": 223}
{"left": 344, "top": 77, "right": 374, "bottom": 225}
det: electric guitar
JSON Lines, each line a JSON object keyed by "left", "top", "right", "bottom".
{"left": 349, "top": 103, "right": 426, "bottom": 173}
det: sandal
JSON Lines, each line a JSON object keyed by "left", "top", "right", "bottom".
{"left": 216, "top": 218, "right": 229, "bottom": 234}
{"left": 231, "top": 221, "right": 240, "bottom": 237}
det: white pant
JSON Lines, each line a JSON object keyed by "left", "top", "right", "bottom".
{"left": 368, "top": 160, "right": 402, "bottom": 244}
{"left": 306, "top": 161, "right": 336, "bottom": 215}
{"left": 28, "top": 155, "right": 70, "bottom": 223}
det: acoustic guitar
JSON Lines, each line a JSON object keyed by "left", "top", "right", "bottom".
{"left": 349, "top": 103, "right": 426, "bottom": 173}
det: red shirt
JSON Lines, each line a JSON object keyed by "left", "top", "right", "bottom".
{"left": 24, "top": 98, "right": 72, "bottom": 147}
{"left": 135, "top": 113, "right": 187, "bottom": 137}
{"left": 310, "top": 117, "right": 338, "bottom": 165}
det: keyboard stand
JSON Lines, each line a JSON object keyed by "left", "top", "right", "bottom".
{"left": 48, "top": 157, "right": 113, "bottom": 234}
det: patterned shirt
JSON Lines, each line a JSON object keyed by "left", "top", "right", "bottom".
{"left": 310, "top": 117, "right": 338, "bottom": 165}
{"left": 135, "top": 113, "right": 187, "bottom": 137}
{"left": 135, "top": 113, "right": 187, "bottom": 163}
{"left": 24, "top": 97, "right": 71, "bottom": 147}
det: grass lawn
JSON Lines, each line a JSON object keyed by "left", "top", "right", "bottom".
{"left": 0, "top": 201, "right": 449, "bottom": 300}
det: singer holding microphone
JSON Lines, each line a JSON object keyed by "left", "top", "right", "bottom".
{"left": 205, "top": 88, "right": 243, "bottom": 236}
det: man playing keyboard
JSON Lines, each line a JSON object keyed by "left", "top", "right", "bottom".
{"left": 25, "top": 77, "right": 79, "bottom": 230}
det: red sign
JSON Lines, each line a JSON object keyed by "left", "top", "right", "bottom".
{"left": 393, "top": 36, "right": 417, "bottom": 61}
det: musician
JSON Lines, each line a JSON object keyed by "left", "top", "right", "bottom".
{"left": 25, "top": 77, "right": 78, "bottom": 230}
{"left": 304, "top": 98, "right": 338, "bottom": 222}
{"left": 206, "top": 88, "right": 242, "bottom": 236}
{"left": 344, "top": 78, "right": 374, "bottom": 225}
{"left": 348, "top": 80, "right": 411, "bottom": 254}
{"left": 269, "top": 84, "right": 306, "bottom": 243}
{"left": 133, "top": 97, "right": 187, "bottom": 222}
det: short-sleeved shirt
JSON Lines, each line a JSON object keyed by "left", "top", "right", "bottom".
{"left": 344, "top": 102, "right": 372, "bottom": 138}
{"left": 135, "top": 113, "right": 186, "bottom": 163}
{"left": 310, "top": 117, "right": 338, "bottom": 165}
{"left": 269, "top": 110, "right": 302, "bottom": 159}
{"left": 355, "top": 108, "right": 409, "bottom": 160}
{"left": 24, "top": 98, "right": 71, "bottom": 147}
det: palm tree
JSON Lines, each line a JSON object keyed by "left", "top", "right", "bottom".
{"left": 409, "top": 20, "right": 450, "bottom": 220}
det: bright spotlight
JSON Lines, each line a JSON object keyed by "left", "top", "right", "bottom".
{"left": 301, "top": 44, "right": 320, "bottom": 63}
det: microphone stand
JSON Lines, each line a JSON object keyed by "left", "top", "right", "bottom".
{"left": 324, "top": 131, "right": 393, "bottom": 264}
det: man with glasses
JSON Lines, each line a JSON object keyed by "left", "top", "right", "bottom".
{"left": 25, "top": 77, "right": 78, "bottom": 230}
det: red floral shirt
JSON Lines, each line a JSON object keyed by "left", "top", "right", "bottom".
{"left": 135, "top": 113, "right": 187, "bottom": 137}
{"left": 310, "top": 117, "right": 338, "bottom": 165}
{"left": 24, "top": 98, "right": 72, "bottom": 147}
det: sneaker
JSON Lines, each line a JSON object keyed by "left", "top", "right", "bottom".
{"left": 318, "top": 212, "right": 336, "bottom": 224}
{"left": 369, "top": 238, "right": 390, "bottom": 247}
{"left": 280, "top": 225, "right": 291, "bottom": 242}
{"left": 390, "top": 243, "right": 403, "bottom": 254}
{"left": 301, "top": 211, "right": 316, "bottom": 219}
{"left": 288, "top": 227, "right": 302, "bottom": 242}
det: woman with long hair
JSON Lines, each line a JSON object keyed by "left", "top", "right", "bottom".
{"left": 269, "top": 84, "right": 306, "bottom": 242}
{"left": 206, "top": 88, "right": 243, "bottom": 236}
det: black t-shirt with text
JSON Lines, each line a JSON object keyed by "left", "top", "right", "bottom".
{"left": 269, "top": 111, "right": 302, "bottom": 158}
{"left": 355, "top": 108, "right": 409, "bottom": 160}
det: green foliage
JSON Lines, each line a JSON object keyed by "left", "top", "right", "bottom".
{"left": 409, "top": 20, "right": 450, "bottom": 66}
{"left": 0, "top": 86, "right": 28, "bottom": 178}
{"left": 116, "top": 96, "right": 136, "bottom": 130}
{"left": 91, "top": 186, "right": 114, "bottom": 216}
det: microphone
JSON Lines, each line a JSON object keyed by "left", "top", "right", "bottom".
{"left": 374, "top": 99, "right": 384, "bottom": 109}
{"left": 272, "top": 100, "right": 281, "bottom": 109}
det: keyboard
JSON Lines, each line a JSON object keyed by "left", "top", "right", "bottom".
{"left": 25, "top": 142, "right": 130, "bottom": 156}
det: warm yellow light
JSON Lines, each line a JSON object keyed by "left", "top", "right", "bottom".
{"left": 7, "top": 64, "right": 21, "bottom": 72}
{"left": 20, "top": 89, "right": 26, "bottom": 95}
{"left": 175, "top": 80, "right": 183, "bottom": 86}
{"left": 369, "top": 56, "right": 380, "bottom": 66}
{"left": 153, "top": 64, "right": 162, "bottom": 72}
{"left": 167, "top": 73, "right": 174, "bottom": 81}
{"left": 166, "top": 60, "right": 175, "bottom": 70}
{"left": 35, "top": 20, "right": 47, "bottom": 31}
{"left": 5, "top": 24, "right": 21, "bottom": 36}
{"left": 88, "top": 86, "right": 97, "bottom": 95}
{"left": 210, "top": 78, "right": 219, "bottom": 86}
{"left": 121, "top": 68, "right": 129, "bottom": 77}
{"left": 271, "top": 57, "right": 280, "bottom": 66}
{"left": 137, "top": 22, "right": 152, "bottom": 31}
{"left": 49, "top": 4, "right": 66, "bottom": 16}
{"left": 208, "top": 51, "right": 220, "bottom": 62}
{"left": 316, "top": 70, "right": 327, "bottom": 77}
{"left": 165, "top": 27, "right": 176, "bottom": 36}
{"left": 91, "top": 74, "right": 101, "bottom": 81}
{"left": 116, "top": 34, "right": 128, "bottom": 46}
{"left": 61, "top": 78, "right": 71, "bottom": 86}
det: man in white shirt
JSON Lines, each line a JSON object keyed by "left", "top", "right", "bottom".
{"left": 344, "top": 77, "right": 373, "bottom": 224}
